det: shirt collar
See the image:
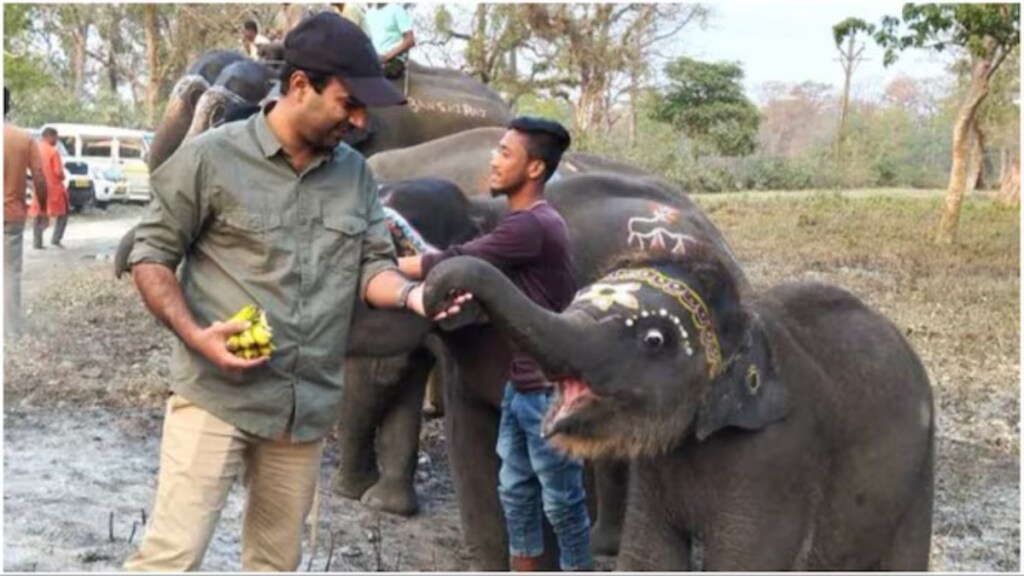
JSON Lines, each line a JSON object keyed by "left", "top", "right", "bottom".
{"left": 252, "top": 100, "right": 338, "bottom": 172}
{"left": 253, "top": 100, "right": 284, "bottom": 159}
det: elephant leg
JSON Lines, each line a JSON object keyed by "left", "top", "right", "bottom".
{"left": 444, "top": 380, "right": 507, "bottom": 570}
{"left": 591, "top": 459, "right": 629, "bottom": 556}
{"left": 701, "top": 495, "right": 810, "bottom": 570}
{"left": 361, "top": 350, "right": 432, "bottom": 517}
{"left": 880, "top": 451, "right": 933, "bottom": 570}
{"left": 332, "top": 355, "right": 407, "bottom": 499}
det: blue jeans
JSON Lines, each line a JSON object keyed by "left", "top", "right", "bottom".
{"left": 496, "top": 383, "right": 592, "bottom": 570}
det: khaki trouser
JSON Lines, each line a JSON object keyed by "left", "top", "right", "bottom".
{"left": 4, "top": 220, "right": 25, "bottom": 338}
{"left": 123, "top": 394, "right": 323, "bottom": 572}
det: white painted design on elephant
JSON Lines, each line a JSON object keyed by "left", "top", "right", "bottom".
{"left": 627, "top": 207, "right": 693, "bottom": 255}
{"left": 574, "top": 282, "right": 642, "bottom": 312}
{"left": 407, "top": 97, "right": 489, "bottom": 119}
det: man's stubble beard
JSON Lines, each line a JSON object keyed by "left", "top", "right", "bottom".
{"left": 490, "top": 173, "right": 528, "bottom": 198}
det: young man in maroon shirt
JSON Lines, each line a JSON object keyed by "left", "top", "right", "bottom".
{"left": 400, "top": 117, "right": 591, "bottom": 571}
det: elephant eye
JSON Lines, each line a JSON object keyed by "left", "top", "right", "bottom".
{"left": 642, "top": 328, "right": 666, "bottom": 349}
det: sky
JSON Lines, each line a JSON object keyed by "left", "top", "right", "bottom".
{"left": 411, "top": 1, "right": 958, "bottom": 102}
{"left": 680, "top": 1, "right": 954, "bottom": 101}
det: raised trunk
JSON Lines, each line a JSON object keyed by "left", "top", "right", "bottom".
{"left": 147, "top": 76, "right": 210, "bottom": 172}
{"left": 423, "top": 256, "right": 592, "bottom": 378}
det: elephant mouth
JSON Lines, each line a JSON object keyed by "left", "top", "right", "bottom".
{"left": 543, "top": 377, "right": 599, "bottom": 439}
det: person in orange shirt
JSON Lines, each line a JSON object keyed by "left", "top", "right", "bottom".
{"left": 4, "top": 86, "right": 48, "bottom": 337}
{"left": 31, "top": 127, "right": 69, "bottom": 248}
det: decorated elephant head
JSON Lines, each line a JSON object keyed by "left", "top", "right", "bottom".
{"left": 423, "top": 241, "right": 791, "bottom": 461}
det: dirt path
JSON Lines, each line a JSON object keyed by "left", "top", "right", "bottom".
{"left": 4, "top": 409, "right": 472, "bottom": 572}
{"left": 20, "top": 206, "right": 139, "bottom": 296}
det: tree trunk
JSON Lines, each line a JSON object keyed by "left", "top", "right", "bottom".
{"left": 144, "top": 5, "right": 161, "bottom": 127}
{"left": 575, "top": 79, "right": 607, "bottom": 134}
{"left": 834, "top": 34, "right": 861, "bottom": 192}
{"left": 936, "top": 49, "right": 996, "bottom": 245}
{"left": 966, "top": 120, "right": 987, "bottom": 192}
{"left": 70, "top": 24, "right": 89, "bottom": 99}
{"left": 998, "top": 147, "right": 1020, "bottom": 205}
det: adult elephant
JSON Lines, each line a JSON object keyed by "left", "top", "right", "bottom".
{"left": 146, "top": 50, "right": 511, "bottom": 173}
{"left": 333, "top": 178, "right": 491, "bottom": 517}
{"left": 343, "top": 172, "right": 751, "bottom": 569}
{"left": 422, "top": 241, "right": 935, "bottom": 570}
{"left": 368, "top": 126, "right": 656, "bottom": 197}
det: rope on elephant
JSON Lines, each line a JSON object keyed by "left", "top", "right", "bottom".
{"left": 383, "top": 206, "right": 438, "bottom": 256}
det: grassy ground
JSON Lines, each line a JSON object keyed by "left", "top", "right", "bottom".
{"left": 4, "top": 191, "right": 1020, "bottom": 571}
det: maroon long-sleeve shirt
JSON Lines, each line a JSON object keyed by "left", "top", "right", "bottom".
{"left": 421, "top": 201, "right": 576, "bottom": 392}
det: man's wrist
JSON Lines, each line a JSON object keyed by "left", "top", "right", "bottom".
{"left": 396, "top": 281, "right": 419, "bottom": 309}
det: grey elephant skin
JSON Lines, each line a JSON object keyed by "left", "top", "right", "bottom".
{"left": 368, "top": 126, "right": 654, "bottom": 198}
{"left": 380, "top": 172, "right": 751, "bottom": 569}
{"left": 146, "top": 50, "right": 511, "bottom": 175}
{"left": 332, "top": 178, "right": 487, "bottom": 518}
{"left": 422, "top": 241, "right": 935, "bottom": 570}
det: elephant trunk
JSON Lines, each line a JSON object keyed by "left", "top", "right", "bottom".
{"left": 423, "top": 256, "right": 592, "bottom": 380}
{"left": 148, "top": 75, "right": 209, "bottom": 172}
{"left": 185, "top": 86, "right": 246, "bottom": 141}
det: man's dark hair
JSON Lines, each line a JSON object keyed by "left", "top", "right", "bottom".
{"left": 244, "top": 19, "right": 259, "bottom": 33}
{"left": 42, "top": 127, "right": 58, "bottom": 139}
{"left": 508, "top": 116, "right": 572, "bottom": 183}
{"left": 278, "top": 61, "right": 332, "bottom": 95}
{"left": 4, "top": 86, "right": 9, "bottom": 118}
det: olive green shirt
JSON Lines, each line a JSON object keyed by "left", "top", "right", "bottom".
{"left": 129, "top": 109, "right": 398, "bottom": 442}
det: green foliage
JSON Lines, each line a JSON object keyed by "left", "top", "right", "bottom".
{"left": 838, "top": 4, "right": 1021, "bottom": 66}
{"left": 832, "top": 17, "right": 874, "bottom": 47}
{"left": 651, "top": 57, "right": 760, "bottom": 158}
{"left": 513, "top": 94, "right": 573, "bottom": 126}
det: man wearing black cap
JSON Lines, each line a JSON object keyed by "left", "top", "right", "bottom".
{"left": 123, "top": 13, "right": 457, "bottom": 571}
{"left": 398, "top": 117, "right": 593, "bottom": 571}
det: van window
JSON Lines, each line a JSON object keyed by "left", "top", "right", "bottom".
{"left": 59, "top": 136, "right": 77, "bottom": 156}
{"left": 118, "top": 137, "right": 145, "bottom": 160}
{"left": 81, "top": 137, "right": 114, "bottom": 158}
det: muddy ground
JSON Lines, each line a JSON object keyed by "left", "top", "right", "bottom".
{"left": 4, "top": 192, "right": 1019, "bottom": 571}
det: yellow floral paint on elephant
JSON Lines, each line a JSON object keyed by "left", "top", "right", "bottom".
{"left": 573, "top": 282, "right": 642, "bottom": 312}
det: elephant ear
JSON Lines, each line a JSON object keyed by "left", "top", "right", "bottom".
{"left": 695, "top": 314, "right": 791, "bottom": 441}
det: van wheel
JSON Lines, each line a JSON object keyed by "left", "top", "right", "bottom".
{"left": 95, "top": 201, "right": 109, "bottom": 211}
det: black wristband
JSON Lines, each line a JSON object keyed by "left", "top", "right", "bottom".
{"left": 397, "top": 281, "right": 419, "bottom": 309}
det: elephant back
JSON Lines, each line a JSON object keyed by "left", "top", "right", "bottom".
{"left": 356, "top": 62, "right": 511, "bottom": 156}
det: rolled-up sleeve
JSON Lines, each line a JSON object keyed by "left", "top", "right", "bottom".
{"left": 358, "top": 171, "right": 398, "bottom": 298}
{"left": 128, "top": 143, "right": 208, "bottom": 270}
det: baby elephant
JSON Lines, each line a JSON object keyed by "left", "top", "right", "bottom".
{"left": 422, "top": 243, "right": 934, "bottom": 571}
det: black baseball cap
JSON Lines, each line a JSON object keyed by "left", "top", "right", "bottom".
{"left": 284, "top": 12, "right": 406, "bottom": 107}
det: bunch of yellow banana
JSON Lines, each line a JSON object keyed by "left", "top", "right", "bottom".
{"left": 225, "top": 304, "right": 275, "bottom": 359}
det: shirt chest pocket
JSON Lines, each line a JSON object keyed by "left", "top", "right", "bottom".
{"left": 319, "top": 213, "right": 367, "bottom": 271}
{"left": 211, "top": 209, "right": 284, "bottom": 271}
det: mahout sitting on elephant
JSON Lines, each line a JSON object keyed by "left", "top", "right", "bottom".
{"left": 421, "top": 238, "right": 935, "bottom": 571}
